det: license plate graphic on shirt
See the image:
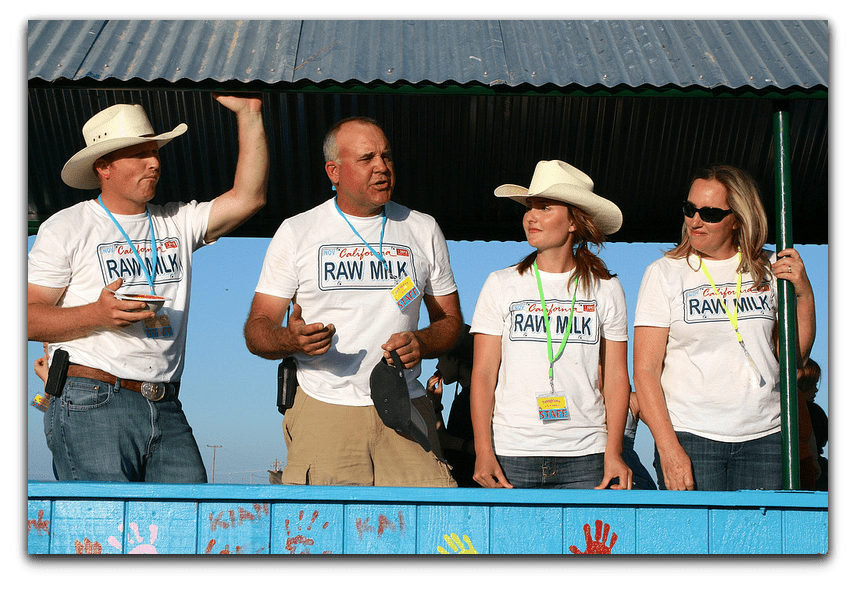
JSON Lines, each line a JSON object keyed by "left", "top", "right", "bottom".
{"left": 97, "top": 238, "right": 183, "bottom": 288}
{"left": 318, "top": 244, "right": 415, "bottom": 291}
{"left": 681, "top": 282, "right": 773, "bottom": 324}
{"left": 507, "top": 299, "right": 598, "bottom": 345}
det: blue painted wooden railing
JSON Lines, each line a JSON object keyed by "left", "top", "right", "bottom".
{"left": 27, "top": 482, "right": 828, "bottom": 555}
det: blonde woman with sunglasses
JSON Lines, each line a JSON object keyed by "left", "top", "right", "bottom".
{"left": 633, "top": 164, "right": 816, "bottom": 491}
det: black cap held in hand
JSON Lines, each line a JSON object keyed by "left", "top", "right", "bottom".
{"left": 369, "top": 350, "right": 431, "bottom": 452}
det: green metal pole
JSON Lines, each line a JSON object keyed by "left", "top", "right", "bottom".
{"left": 773, "top": 104, "right": 799, "bottom": 490}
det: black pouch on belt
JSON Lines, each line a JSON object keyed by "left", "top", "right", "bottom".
{"left": 44, "top": 349, "right": 70, "bottom": 398}
{"left": 277, "top": 356, "right": 298, "bottom": 414}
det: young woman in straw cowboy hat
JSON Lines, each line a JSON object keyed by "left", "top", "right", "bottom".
{"left": 633, "top": 164, "right": 816, "bottom": 491}
{"left": 470, "top": 160, "right": 632, "bottom": 489}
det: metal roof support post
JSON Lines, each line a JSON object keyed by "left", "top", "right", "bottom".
{"left": 773, "top": 103, "right": 799, "bottom": 490}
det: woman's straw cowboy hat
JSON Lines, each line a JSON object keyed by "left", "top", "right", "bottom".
{"left": 61, "top": 104, "right": 188, "bottom": 190}
{"left": 494, "top": 160, "right": 623, "bottom": 235}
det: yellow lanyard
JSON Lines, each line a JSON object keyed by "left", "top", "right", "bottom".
{"left": 698, "top": 249, "right": 765, "bottom": 387}
{"left": 698, "top": 250, "right": 743, "bottom": 342}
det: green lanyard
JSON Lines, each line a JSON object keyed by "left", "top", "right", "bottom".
{"left": 533, "top": 259, "right": 578, "bottom": 392}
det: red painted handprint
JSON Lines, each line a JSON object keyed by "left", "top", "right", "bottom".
{"left": 285, "top": 510, "right": 331, "bottom": 554}
{"left": 569, "top": 519, "right": 617, "bottom": 554}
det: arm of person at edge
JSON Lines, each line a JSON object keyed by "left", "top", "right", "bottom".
{"left": 595, "top": 338, "right": 633, "bottom": 490}
{"left": 204, "top": 93, "right": 269, "bottom": 243}
{"left": 771, "top": 247, "right": 816, "bottom": 364}
{"left": 470, "top": 333, "right": 513, "bottom": 488}
{"left": 381, "top": 291, "right": 463, "bottom": 369}
{"left": 633, "top": 325, "right": 695, "bottom": 491}
{"left": 427, "top": 371, "right": 475, "bottom": 454}
{"left": 34, "top": 343, "right": 50, "bottom": 385}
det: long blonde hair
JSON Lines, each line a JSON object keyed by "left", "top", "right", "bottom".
{"left": 516, "top": 204, "right": 615, "bottom": 293}
{"left": 668, "top": 164, "right": 771, "bottom": 289}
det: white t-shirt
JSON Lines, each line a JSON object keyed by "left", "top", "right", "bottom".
{"left": 471, "top": 264, "right": 628, "bottom": 457}
{"left": 28, "top": 198, "right": 213, "bottom": 382}
{"left": 633, "top": 251, "right": 781, "bottom": 442}
{"left": 255, "top": 197, "right": 458, "bottom": 406}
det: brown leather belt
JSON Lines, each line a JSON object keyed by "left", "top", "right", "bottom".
{"left": 67, "top": 364, "right": 179, "bottom": 401}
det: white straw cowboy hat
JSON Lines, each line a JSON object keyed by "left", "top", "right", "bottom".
{"left": 494, "top": 160, "right": 623, "bottom": 235}
{"left": 61, "top": 104, "right": 188, "bottom": 190}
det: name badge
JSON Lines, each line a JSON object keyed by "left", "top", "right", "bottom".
{"left": 537, "top": 393, "right": 570, "bottom": 421}
{"left": 144, "top": 313, "right": 173, "bottom": 339}
{"left": 391, "top": 275, "right": 420, "bottom": 311}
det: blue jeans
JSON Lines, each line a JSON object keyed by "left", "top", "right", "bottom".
{"left": 44, "top": 376, "right": 207, "bottom": 483}
{"left": 622, "top": 436, "right": 657, "bottom": 490}
{"left": 653, "top": 431, "right": 782, "bottom": 491}
{"left": 496, "top": 454, "right": 605, "bottom": 489}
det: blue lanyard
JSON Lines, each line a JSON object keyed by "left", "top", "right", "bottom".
{"left": 334, "top": 197, "right": 387, "bottom": 263}
{"left": 97, "top": 195, "right": 158, "bottom": 294}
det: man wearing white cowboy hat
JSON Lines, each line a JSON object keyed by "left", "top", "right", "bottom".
{"left": 27, "top": 93, "right": 268, "bottom": 483}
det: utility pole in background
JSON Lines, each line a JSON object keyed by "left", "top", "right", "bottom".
{"left": 207, "top": 445, "right": 222, "bottom": 483}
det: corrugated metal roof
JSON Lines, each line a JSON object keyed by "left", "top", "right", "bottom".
{"left": 29, "top": 20, "right": 828, "bottom": 91}
{"left": 27, "top": 20, "right": 828, "bottom": 245}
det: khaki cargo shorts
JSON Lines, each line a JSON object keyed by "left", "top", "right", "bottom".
{"left": 281, "top": 386, "right": 457, "bottom": 487}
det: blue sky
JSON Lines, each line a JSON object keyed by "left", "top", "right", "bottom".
{"left": 25, "top": 234, "right": 828, "bottom": 484}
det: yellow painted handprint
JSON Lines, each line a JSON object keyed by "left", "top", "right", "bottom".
{"left": 437, "top": 533, "right": 478, "bottom": 554}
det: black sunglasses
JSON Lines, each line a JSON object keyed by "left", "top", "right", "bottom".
{"left": 682, "top": 201, "right": 733, "bottom": 223}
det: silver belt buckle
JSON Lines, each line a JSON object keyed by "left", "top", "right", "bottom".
{"left": 141, "top": 382, "right": 166, "bottom": 401}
